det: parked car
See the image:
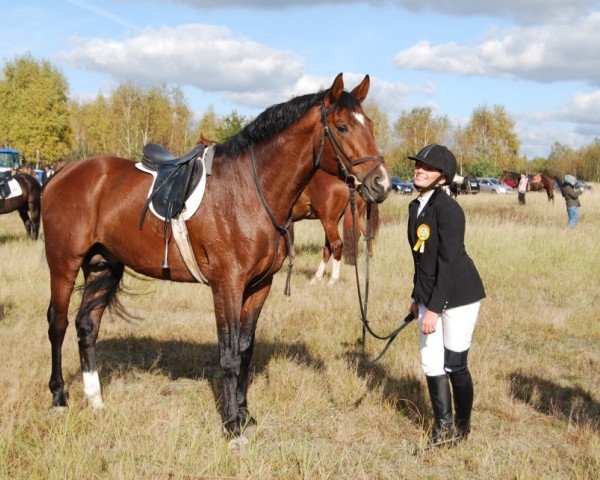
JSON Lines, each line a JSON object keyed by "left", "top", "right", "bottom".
{"left": 392, "top": 176, "right": 415, "bottom": 194}
{"left": 477, "top": 177, "right": 513, "bottom": 194}
{"left": 397, "top": 181, "right": 414, "bottom": 195}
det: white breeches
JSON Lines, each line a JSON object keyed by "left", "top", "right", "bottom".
{"left": 418, "top": 301, "right": 481, "bottom": 376}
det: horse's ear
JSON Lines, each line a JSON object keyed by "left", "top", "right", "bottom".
{"left": 351, "top": 75, "right": 370, "bottom": 103}
{"left": 326, "top": 73, "right": 344, "bottom": 105}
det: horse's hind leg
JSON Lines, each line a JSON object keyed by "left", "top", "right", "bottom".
{"left": 27, "top": 196, "right": 40, "bottom": 239}
{"left": 310, "top": 234, "right": 331, "bottom": 285}
{"left": 48, "top": 269, "right": 79, "bottom": 410}
{"left": 76, "top": 251, "right": 124, "bottom": 410}
{"left": 323, "top": 222, "right": 343, "bottom": 285}
{"left": 17, "top": 204, "right": 33, "bottom": 239}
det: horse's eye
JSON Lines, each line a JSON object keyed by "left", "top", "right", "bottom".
{"left": 336, "top": 124, "right": 348, "bottom": 133}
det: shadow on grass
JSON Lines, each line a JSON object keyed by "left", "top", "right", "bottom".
{"left": 93, "top": 336, "right": 325, "bottom": 422}
{"left": 343, "top": 350, "right": 428, "bottom": 427}
{"left": 293, "top": 242, "right": 322, "bottom": 256}
{"left": 0, "top": 301, "right": 15, "bottom": 323}
{"left": 509, "top": 372, "right": 600, "bottom": 431}
{"left": 0, "top": 231, "right": 26, "bottom": 245}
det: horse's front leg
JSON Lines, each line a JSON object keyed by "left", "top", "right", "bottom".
{"left": 213, "top": 283, "right": 245, "bottom": 437}
{"left": 236, "top": 279, "right": 273, "bottom": 431}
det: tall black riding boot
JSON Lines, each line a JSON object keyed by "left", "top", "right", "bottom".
{"left": 425, "top": 374, "right": 454, "bottom": 445}
{"left": 449, "top": 369, "right": 473, "bottom": 440}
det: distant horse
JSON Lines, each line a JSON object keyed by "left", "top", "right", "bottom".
{"left": 41, "top": 74, "right": 391, "bottom": 440}
{"left": 0, "top": 173, "right": 41, "bottom": 239}
{"left": 502, "top": 171, "right": 560, "bottom": 202}
{"left": 291, "top": 169, "right": 379, "bottom": 285}
{"left": 448, "top": 174, "right": 472, "bottom": 198}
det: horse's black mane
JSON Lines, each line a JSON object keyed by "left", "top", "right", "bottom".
{"left": 215, "top": 89, "right": 361, "bottom": 158}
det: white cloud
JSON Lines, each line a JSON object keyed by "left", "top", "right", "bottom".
{"left": 559, "top": 90, "right": 600, "bottom": 123}
{"left": 394, "top": 12, "right": 600, "bottom": 85}
{"left": 60, "top": 24, "right": 304, "bottom": 94}
{"left": 60, "top": 25, "right": 433, "bottom": 111}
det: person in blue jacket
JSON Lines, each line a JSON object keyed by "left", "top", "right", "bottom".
{"left": 407, "top": 144, "right": 486, "bottom": 446}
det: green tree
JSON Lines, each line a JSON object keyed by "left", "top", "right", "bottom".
{"left": 469, "top": 157, "right": 501, "bottom": 177}
{"left": 460, "top": 105, "right": 520, "bottom": 173}
{"left": 70, "top": 83, "right": 194, "bottom": 160}
{"left": 195, "top": 105, "right": 220, "bottom": 143}
{"left": 394, "top": 106, "right": 450, "bottom": 155}
{"left": 216, "top": 111, "right": 248, "bottom": 142}
{"left": 363, "top": 100, "right": 392, "bottom": 151}
{"left": 0, "top": 54, "right": 72, "bottom": 166}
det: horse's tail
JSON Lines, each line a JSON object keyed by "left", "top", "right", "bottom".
{"left": 342, "top": 201, "right": 359, "bottom": 265}
{"left": 75, "top": 248, "right": 133, "bottom": 320}
{"left": 554, "top": 175, "right": 564, "bottom": 195}
{"left": 541, "top": 173, "right": 557, "bottom": 202}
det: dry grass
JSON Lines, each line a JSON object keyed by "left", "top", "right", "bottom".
{"left": 1, "top": 187, "right": 599, "bottom": 479}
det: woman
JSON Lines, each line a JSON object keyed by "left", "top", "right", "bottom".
{"left": 406, "top": 144, "right": 486, "bottom": 446}
{"left": 561, "top": 175, "right": 582, "bottom": 229}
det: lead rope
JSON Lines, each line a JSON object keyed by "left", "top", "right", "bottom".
{"left": 348, "top": 188, "right": 416, "bottom": 362}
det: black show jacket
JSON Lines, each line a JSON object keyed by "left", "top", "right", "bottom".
{"left": 408, "top": 189, "right": 485, "bottom": 313}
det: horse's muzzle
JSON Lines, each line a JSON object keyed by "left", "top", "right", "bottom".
{"left": 359, "top": 168, "right": 391, "bottom": 203}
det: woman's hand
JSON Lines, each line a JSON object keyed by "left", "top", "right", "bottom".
{"left": 410, "top": 301, "right": 418, "bottom": 318}
{"left": 421, "top": 309, "right": 439, "bottom": 335}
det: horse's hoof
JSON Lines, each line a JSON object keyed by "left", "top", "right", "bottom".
{"left": 48, "top": 406, "right": 68, "bottom": 416}
{"left": 309, "top": 277, "right": 320, "bottom": 285}
{"left": 228, "top": 435, "right": 249, "bottom": 453}
{"left": 242, "top": 422, "right": 257, "bottom": 440}
{"left": 91, "top": 402, "right": 105, "bottom": 413}
{"left": 327, "top": 278, "right": 338, "bottom": 286}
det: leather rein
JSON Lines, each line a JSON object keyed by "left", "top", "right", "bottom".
{"left": 347, "top": 190, "right": 415, "bottom": 362}
{"left": 249, "top": 101, "right": 384, "bottom": 294}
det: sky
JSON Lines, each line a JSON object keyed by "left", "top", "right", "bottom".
{"left": 3, "top": 1, "right": 600, "bottom": 159}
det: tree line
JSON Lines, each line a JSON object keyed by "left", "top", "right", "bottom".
{"left": 0, "top": 54, "right": 597, "bottom": 180}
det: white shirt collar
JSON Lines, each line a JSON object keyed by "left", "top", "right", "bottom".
{"left": 417, "top": 190, "right": 434, "bottom": 216}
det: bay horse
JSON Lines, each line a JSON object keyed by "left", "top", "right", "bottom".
{"left": 291, "top": 169, "right": 379, "bottom": 284}
{"left": 0, "top": 173, "right": 41, "bottom": 239}
{"left": 502, "top": 171, "right": 560, "bottom": 202}
{"left": 41, "top": 73, "right": 391, "bottom": 440}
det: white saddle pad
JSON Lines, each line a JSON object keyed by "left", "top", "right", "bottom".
{"left": 135, "top": 155, "right": 207, "bottom": 222}
{"left": 2, "top": 179, "right": 23, "bottom": 199}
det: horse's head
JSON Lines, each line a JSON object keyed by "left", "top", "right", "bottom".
{"left": 318, "top": 73, "right": 391, "bottom": 203}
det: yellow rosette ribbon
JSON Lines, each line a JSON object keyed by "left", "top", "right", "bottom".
{"left": 413, "top": 223, "right": 430, "bottom": 253}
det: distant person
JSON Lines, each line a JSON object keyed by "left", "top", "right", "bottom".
{"left": 517, "top": 172, "right": 528, "bottom": 205}
{"left": 406, "top": 144, "right": 486, "bottom": 447}
{"left": 43, "top": 165, "right": 54, "bottom": 186}
{"left": 561, "top": 175, "right": 582, "bottom": 229}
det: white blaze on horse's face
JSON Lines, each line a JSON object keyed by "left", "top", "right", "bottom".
{"left": 353, "top": 112, "right": 365, "bottom": 127}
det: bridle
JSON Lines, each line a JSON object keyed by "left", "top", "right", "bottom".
{"left": 249, "top": 100, "right": 384, "bottom": 294}
{"left": 314, "top": 102, "right": 384, "bottom": 191}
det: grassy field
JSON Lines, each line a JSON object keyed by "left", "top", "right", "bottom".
{"left": 1, "top": 186, "right": 599, "bottom": 479}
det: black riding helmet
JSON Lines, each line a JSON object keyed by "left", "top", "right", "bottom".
{"left": 408, "top": 144, "right": 457, "bottom": 192}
